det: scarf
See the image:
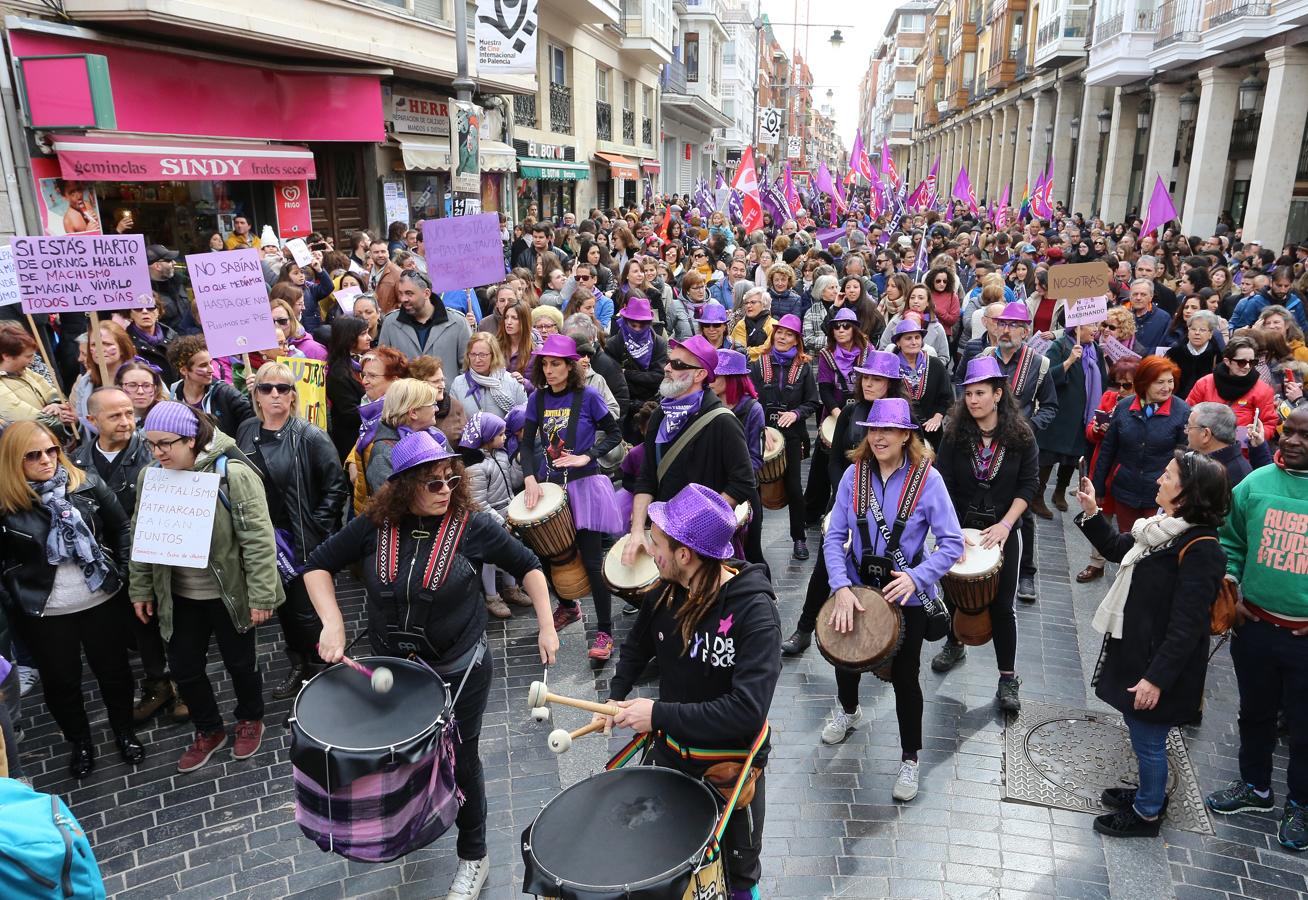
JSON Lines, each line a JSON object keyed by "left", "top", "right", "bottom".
{"left": 466, "top": 369, "right": 518, "bottom": 413}
{"left": 30, "top": 467, "right": 112, "bottom": 594}
{"left": 356, "top": 396, "right": 386, "bottom": 453}
{"left": 349, "top": 354, "right": 363, "bottom": 373}
{"left": 128, "top": 322, "right": 166, "bottom": 348}
{"left": 899, "top": 351, "right": 927, "bottom": 400}
{"left": 1091, "top": 513, "right": 1193, "bottom": 639}
{"left": 833, "top": 344, "right": 862, "bottom": 382}
{"left": 1212, "top": 361, "right": 1259, "bottom": 402}
{"left": 656, "top": 389, "right": 704, "bottom": 443}
{"left": 770, "top": 345, "right": 798, "bottom": 368}
{"left": 744, "top": 311, "right": 771, "bottom": 347}
{"left": 618, "top": 319, "right": 655, "bottom": 368}
{"left": 1079, "top": 339, "right": 1103, "bottom": 426}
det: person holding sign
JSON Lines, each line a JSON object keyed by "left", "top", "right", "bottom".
{"left": 130, "top": 402, "right": 285, "bottom": 773}
{"left": 0, "top": 421, "right": 142, "bottom": 779}
{"left": 1037, "top": 323, "right": 1109, "bottom": 515}
{"left": 0, "top": 323, "right": 75, "bottom": 440}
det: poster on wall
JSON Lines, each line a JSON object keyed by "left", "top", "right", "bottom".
{"left": 450, "top": 102, "right": 482, "bottom": 195}
{"left": 475, "top": 0, "right": 538, "bottom": 75}
{"left": 31, "top": 157, "right": 103, "bottom": 236}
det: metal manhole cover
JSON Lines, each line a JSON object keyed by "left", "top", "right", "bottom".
{"left": 1003, "top": 700, "right": 1212, "bottom": 834}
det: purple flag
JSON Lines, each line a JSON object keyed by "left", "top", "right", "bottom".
{"left": 924, "top": 156, "right": 940, "bottom": 207}
{"left": 912, "top": 232, "right": 930, "bottom": 280}
{"left": 952, "top": 165, "right": 978, "bottom": 215}
{"left": 783, "top": 164, "right": 803, "bottom": 217}
{"left": 815, "top": 224, "right": 845, "bottom": 247}
{"left": 1139, "top": 175, "right": 1178, "bottom": 239}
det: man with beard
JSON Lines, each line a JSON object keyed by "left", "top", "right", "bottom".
{"left": 1230, "top": 265, "right": 1308, "bottom": 332}
{"left": 622, "top": 335, "right": 761, "bottom": 566}
{"left": 980, "top": 302, "right": 1058, "bottom": 599}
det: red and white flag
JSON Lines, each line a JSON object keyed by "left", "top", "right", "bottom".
{"left": 732, "top": 146, "right": 765, "bottom": 232}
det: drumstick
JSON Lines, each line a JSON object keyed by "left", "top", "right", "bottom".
{"left": 546, "top": 719, "right": 608, "bottom": 754}
{"left": 527, "top": 680, "right": 620, "bottom": 716}
{"left": 338, "top": 654, "right": 376, "bottom": 679}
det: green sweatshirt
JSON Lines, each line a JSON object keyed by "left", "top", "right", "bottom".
{"left": 1219, "top": 462, "right": 1308, "bottom": 617}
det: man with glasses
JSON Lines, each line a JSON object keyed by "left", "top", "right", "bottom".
{"left": 378, "top": 271, "right": 471, "bottom": 379}
{"left": 564, "top": 263, "right": 614, "bottom": 330}
{"left": 1128, "top": 279, "right": 1172, "bottom": 352}
{"left": 1185, "top": 401, "right": 1272, "bottom": 488}
{"left": 710, "top": 258, "right": 750, "bottom": 308}
{"left": 872, "top": 250, "right": 898, "bottom": 296}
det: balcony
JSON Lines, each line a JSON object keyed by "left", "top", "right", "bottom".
{"left": 1086, "top": 1, "right": 1157, "bottom": 85}
{"left": 1154, "top": 0, "right": 1202, "bottom": 48}
{"left": 621, "top": 2, "right": 674, "bottom": 65}
{"left": 549, "top": 83, "right": 573, "bottom": 134}
{"left": 1034, "top": 6, "right": 1089, "bottom": 67}
{"left": 947, "top": 77, "right": 974, "bottom": 112}
{"left": 1206, "top": 0, "right": 1270, "bottom": 27}
{"left": 1202, "top": 0, "right": 1278, "bottom": 50}
{"left": 514, "top": 93, "right": 537, "bottom": 128}
{"left": 664, "top": 57, "right": 688, "bottom": 94}
{"left": 596, "top": 101, "right": 613, "bottom": 141}
{"left": 553, "top": 0, "right": 621, "bottom": 27}
{"left": 623, "top": 109, "right": 636, "bottom": 143}
{"left": 987, "top": 49, "right": 1018, "bottom": 89}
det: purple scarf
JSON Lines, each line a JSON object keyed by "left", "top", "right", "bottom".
{"left": 1079, "top": 338, "right": 1103, "bottom": 426}
{"left": 356, "top": 395, "right": 386, "bottom": 453}
{"left": 656, "top": 389, "right": 704, "bottom": 443}
{"left": 770, "top": 346, "right": 798, "bottom": 368}
{"left": 618, "top": 319, "right": 655, "bottom": 368}
{"left": 833, "top": 345, "right": 862, "bottom": 381}
{"left": 128, "top": 323, "right": 166, "bottom": 348}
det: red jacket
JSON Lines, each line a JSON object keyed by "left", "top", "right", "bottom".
{"left": 1085, "top": 389, "right": 1122, "bottom": 515}
{"left": 930, "top": 290, "right": 961, "bottom": 331}
{"left": 1184, "top": 375, "right": 1278, "bottom": 435}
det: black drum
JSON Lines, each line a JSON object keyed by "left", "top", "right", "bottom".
{"left": 521, "top": 766, "right": 728, "bottom": 899}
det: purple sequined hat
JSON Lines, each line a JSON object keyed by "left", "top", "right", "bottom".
{"left": 853, "top": 349, "right": 902, "bottom": 380}
{"left": 961, "top": 355, "right": 1006, "bottom": 385}
{"left": 388, "top": 428, "right": 458, "bottom": 480}
{"left": 855, "top": 397, "right": 918, "bottom": 430}
{"left": 715, "top": 348, "right": 749, "bottom": 377}
{"left": 647, "top": 483, "right": 737, "bottom": 560}
{"left": 620, "top": 297, "right": 654, "bottom": 321}
{"left": 695, "top": 301, "right": 729, "bottom": 325}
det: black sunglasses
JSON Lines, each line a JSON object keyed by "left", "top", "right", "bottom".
{"left": 272, "top": 317, "right": 291, "bottom": 326}
{"left": 667, "top": 359, "right": 703, "bottom": 371}
{"left": 832, "top": 322, "right": 855, "bottom": 330}
{"left": 256, "top": 383, "right": 295, "bottom": 395}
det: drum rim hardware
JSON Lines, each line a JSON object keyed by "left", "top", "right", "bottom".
{"left": 292, "top": 656, "right": 450, "bottom": 753}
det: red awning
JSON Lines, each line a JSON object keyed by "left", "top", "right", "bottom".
{"left": 51, "top": 134, "right": 316, "bottom": 181}
{"left": 640, "top": 160, "right": 662, "bottom": 174}
{"left": 594, "top": 151, "right": 640, "bottom": 180}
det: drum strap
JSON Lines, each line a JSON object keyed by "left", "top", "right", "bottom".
{"left": 759, "top": 353, "right": 803, "bottom": 389}
{"left": 655, "top": 406, "right": 734, "bottom": 481}
{"left": 854, "top": 461, "right": 946, "bottom": 618}
{"left": 1009, "top": 345, "right": 1037, "bottom": 397}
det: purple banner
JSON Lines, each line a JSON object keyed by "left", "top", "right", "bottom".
{"left": 187, "top": 248, "right": 277, "bottom": 358}
{"left": 14, "top": 233, "right": 152, "bottom": 314}
{"left": 422, "top": 212, "right": 507, "bottom": 292}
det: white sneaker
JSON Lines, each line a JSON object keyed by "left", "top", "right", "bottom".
{"left": 820, "top": 706, "right": 863, "bottom": 744}
{"left": 17, "top": 666, "right": 39, "bottom": 697}
{"left": 892, "top": 759, "right": 919, "bottom": 802}
{"left": 445, "top": 855, "right": 489, "bottom": 900}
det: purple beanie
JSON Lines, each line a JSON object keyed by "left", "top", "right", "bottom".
{"left": 143, "top": 400, "right": 200, "bottom": 437}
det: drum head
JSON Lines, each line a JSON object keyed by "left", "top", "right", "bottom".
{"left": 951, "top": 529, "right": 1002, "bottom": 577}
{"left": 507, "top": 482, "right": 565, "bottom": 525}
{"left": 293, "top": 657, "right": 448, "bottom": 752}
{"left": 763, "top": 427, "right": 785, "bottom": 463}
{"left": 605, "top": 534, "right": 660, "bottom": 591}
{"left": 734, "top": 501, "right": 750, "bottom": 529}
{"left": 526, "top": 768, "right": 718, "bottom": 891}
{"left": 816, "top": 586, "right": 903, "bottom": 672}
{"left": 820, "top": 411, "right": 838, "bottom": 443}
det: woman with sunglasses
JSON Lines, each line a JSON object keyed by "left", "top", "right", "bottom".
{"left": 562, "top": 263, "right": 615, "bottom": 332}
{"left": 1183, "top": 336, "right": 1279, "bottom": 442}
{"left": 306, "top": 428, "right": 558, "bottom": 900}
{"left": 694, "top": 300, "right": 743, "bottom": 352}
{"left": 268, "top": 287, "right": 326, "bottom": 361}
{"left": 0, "top": 421, "right": 141, "bottom": 779}
{"left": 126, "top": 294, "right": 178, "bottom": 385}
{"left": 521, "top": 335, "right": 624, "bottom": 661}
{"left": 236, "top": 362, "right": 348, "bottom": 700}
{"left": 879, "top": 286, "right": 951, "bottom": 362}
{"left": 131, "top": 402, "right": 283, "bottom": 774}
{"left": 750, "top": 313, "right": 820, "bottom": 560}
{"left": 805, "top": 307, "right": 871, "bottom": 520}
{"left": 888, "top": 318, "right": 953, "bottom": 450}
{"left": 115, "top": 361, "right": 166, "bottom": 426}
{"left": 924, "top": 266, "right": 962, "bottom": 338}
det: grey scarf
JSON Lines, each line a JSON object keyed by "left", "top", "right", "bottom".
{"left": 30, "top": 467, "right": 112, "bottom": 593}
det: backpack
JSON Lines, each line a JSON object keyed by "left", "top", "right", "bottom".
{"left": 0, "top": 779, "right": 104, "bottom": 899}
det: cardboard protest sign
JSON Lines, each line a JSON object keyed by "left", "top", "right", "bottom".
{"left": 187, "top": 249, "right": 278, "bottom": 358}
{"left": 1064, "top": 294, "right": 1110, "bottom": 327}
{"left": 1047, "top": 261, "right": 1112, "bottom": 300}
{"left": 285, "top": 238, "right": 314, "bottom": 268}
{"left": 131, "top": 468, "right": 222, "bottom": 568}
{"left": 0, "top": 247, "right": 18, "bottom": 307}
{"left": 333, "top": 284, "right": 362, "bottom": 316}
{"left": 14, "top": 234, "right": 152, "bottom": 313}
{"left": 422, "top": 213, "right": 506, "bottom": 293}
{"left": 279, "top": 356, "right": 327, "bottom": 429}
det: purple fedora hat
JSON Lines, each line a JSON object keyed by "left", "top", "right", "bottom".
{"left": 669, "top": 334, "right": 719, "bottom": 377}
{"left": 995, "top": 300, "right": 1032, "bottom": 324}
{"left": 695, "top": 301, "right": 729, "bottom": 325}
{"left": 855, "top": 397, "right": 918, "bottom": 430}
{"left": 619, "top": 297, "right": 655, "bottom": 321}
{"left": 388, "top": 428, "right": 458, "bottom": 480}
{"left": 961, "top": 355, "right": 1006, "bottom": 385}
{"left": 535, "top": 333, "right": 582, "bottom": 360}
{"left": 715, "top": 348, "right": 749, "bottom": 377}
{"left": 647, "top": 483, "right": 737, "bottom": 560}
{"left": 774, "top": 313, "right": 804, "bottom": 335}
{"left": 854, "top": 349, "right": 903, "bottom": 380}
{"left": 824, "top": 306, "right": 860, "bottom": 334}
{"left": 891, "top": 317, "right": 928, "bottom": 341}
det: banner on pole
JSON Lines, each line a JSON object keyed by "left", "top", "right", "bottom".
{"left": 279, "top": 356, "right": 327, "bottom": 430}
{"left": 187, "top": 249, "right": 277, "bottom": 359}
{"left": 14, "top": 234, "right": 152, "bottom": 314}
{"left": 758, "top": 107, "right": 783, "bottom": 144}
{"left": 422, "top": 213, "right": 506, "bottom": 292}
{"left": 1047, "top": 261, "right": 1113, "bottom": 300}
{"left": 475, "top": 0, "right": 539, "bottom": 75}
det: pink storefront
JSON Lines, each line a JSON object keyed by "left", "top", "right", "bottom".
{"left": 9, "top": 24, "right": 385, "bottom": 251}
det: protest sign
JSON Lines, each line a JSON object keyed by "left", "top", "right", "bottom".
{"left": 333, "top": 284, "right": 362, "bottom": 315}
{"left": 280, "top": 356, "right": 327, "bottom": 429}
{"left": 0, "top": 246, "right": 18, "bottom": 306}
{"left": 131, "top": 468, "right": 221, "bottom": 568}
{"left": 422, "top": 213, "right": 506, "bottom": 292}
{"left": 285, "top": 238, "right": 314, "bottom": 268}
{"left": 1064, "top": 294, "right": 1109, "bottom": 327}
{"left": 1047, "top": 261, "right": 1112, "bottom": 300}
{"left": 187, "top": 249, "right": 277, "bottom": 358}
{"left": 13, "top": 234, "right": 152, "bottom": 313}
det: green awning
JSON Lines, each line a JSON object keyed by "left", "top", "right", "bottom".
{"left": 518, "top": 158, "right": 589, "bottom": 181}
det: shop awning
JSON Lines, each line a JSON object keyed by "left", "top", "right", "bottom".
{"left": 640, "top": 159, "right": 662, "bottom": 174}
{"left": 480, "top": 140, "right": 515, "bottom": 173}
{"left": 594, "top": 152, "right": 640, "bottom": 180}
{"left": 398, "top": 136, "right": 452, "bottom": 172}
{"left": 51, "top": 134, "right": 316, "bottom": 181}
{"left": 518, "top": 158, "right": 589, "bottom": 181}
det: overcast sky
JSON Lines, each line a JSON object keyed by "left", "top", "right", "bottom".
{"left": 758, "top": 0, "right": 894, "bottom": 143}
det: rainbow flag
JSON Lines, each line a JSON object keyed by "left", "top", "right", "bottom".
{"left": 1017, "top": 181, "right": 1031, "bottom": 220}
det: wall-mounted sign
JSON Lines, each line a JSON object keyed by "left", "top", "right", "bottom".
{"left": 391, "top": 91, "right": 451, "bottom": 137}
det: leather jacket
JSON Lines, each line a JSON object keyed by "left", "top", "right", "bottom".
{"left": 71, "top": 432, "right": 153, "bottom": 516}
{"left": 235, "top": 417, "right": 349, "bottom": 559}
{"left": 0, "top": 473, "right": 129, "bottom": 617}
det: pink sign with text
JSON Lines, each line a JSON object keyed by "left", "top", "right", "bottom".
{"left": 14, "top": 234, "right": 151, "bottom": 313}
{"left": 187, "top": 249, "right": 277, "bottom": 358}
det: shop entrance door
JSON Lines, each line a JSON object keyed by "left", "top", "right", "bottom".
{"left": 309, "top": 145, "right": 367, "bottom": 243}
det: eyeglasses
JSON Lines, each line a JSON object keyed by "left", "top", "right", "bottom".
{"left": 1102, "top": 324, "right": 1119, "bottom": 331}
{"left": 667, "top": 359, "right": 703, "bottom": 371}
{"left": 1228, "top": 357, "right": 1256, "bottom": 368}
{"left": 120, "top": 382, "right": 155, "bottom": 393}
{"left": 256, "top": 382, "right": 295, "bottom": 396}
{"left": 1115, "top": 382, "right": 1133, "bottom": 389}
{"left": 576, "top": 274, "right": 592, "bottom": 282}
{"left": 145, "top": 436, "right": 188, "bottom": 453}
{"left": 832, "top": 322, "right": 855, "bottom": 331}
{"left": 422, "top": 475, "right": 461, "bottom": 494}
{"left": 272, "top": 317, "right": 291, "bottom": 326}
{"left": 23, "top": 446, "right": 59, "bottom": 464}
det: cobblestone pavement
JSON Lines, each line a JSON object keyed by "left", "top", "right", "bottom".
{"left": 13, "top": 468, "right": 1303, "bottom": 899}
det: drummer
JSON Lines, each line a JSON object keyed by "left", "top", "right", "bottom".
{"left": 821, "top": 398, "right": 963, "bottom": 804}
{"left": 596, "top": 484, "right": 781, "bottom": 900}
{"left": 709, "top": 348, "right": 766, "bottom": 565}
{"left": 749, "top": 313, "right": 820, "bottom": 561}
{"left": 520, "top": 334, "right": 625, "bottom": 662}
{"left": 806, "top": 306, "right": 871, "bottom": 525}
{"left": 931, "top": 356, "right": 1039, "bottom": 713}
{"left": 305, "top": 429, "right": 559, "bottom": 900}
{"left": 782, "top": 349, "right": 906, "bottom": 655}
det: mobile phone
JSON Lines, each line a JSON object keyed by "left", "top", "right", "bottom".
{"left": 1094, "top": 408, "right": 1110, "bottom": 426}
{"left": 1078, "top": 456, "right": 1088, "bottom": 481}
{"left": 1235, "top": 425, "right": 1249, "bottom": 448}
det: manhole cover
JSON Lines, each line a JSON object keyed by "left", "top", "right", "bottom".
{"left": 1003, "top": 701, "right": 1212, "bottom": 834}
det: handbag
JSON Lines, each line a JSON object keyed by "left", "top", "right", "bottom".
{"left": 1177, "top": 535, "right": 1237, "bottom": 634}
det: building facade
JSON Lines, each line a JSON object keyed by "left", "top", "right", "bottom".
{"left": 661, "top": 0, "right": 733, "bottom": 197}
{"left": 719, "top": 0, "right": 759, "bottom": 173}
{"left": 866, "top": 1, "right": 934, "bottom": 178}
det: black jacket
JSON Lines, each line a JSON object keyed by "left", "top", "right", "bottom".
{"left": 326, "top": 358, "right": 366, "bottom": 462}
{"left": 1077, "top": 513, "right": 1225, "bottom": 725}
{"left": 588, "top": 349, "right": 631, "bottom": 423}
{"left": 937, "top": 429, "right": 1039, "bottom": 526}
{"left": 171, "top": 379, "right": 256, "bottom": 440}
{"left": 0, "top": 473, "right": 129, "bottom": 617}
{"left": 604, "top": 332, "right": 669, "bottom": 406}
{"left": 749, "top": 354, "right": 820, "bottom": 438}
{"left": 129, "top": 323, "right": 178, "bottom": 385}
{"left": 1165, "top": 341, "right": 1221, "bottom": 399}
{"left": 152, "top": 273, "right": 201, "bottom": 336}
{"left": 71, "top": 433, "right": 153, "bottom": 516}
{"left": 633, "top": 389, "right": 757, "bottom": 506}
{"left": 904, "top": 354, "right": 954, "bottom": 424}
{"left": 236, "top": 417, "right": 349, "bottom": 561}
{"left": 608, "top": 561, "right": 780, "bottom": 766}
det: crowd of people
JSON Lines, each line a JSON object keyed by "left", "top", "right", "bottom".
{"left": 0, "top": 195, "right": 1306, "bottom": 898}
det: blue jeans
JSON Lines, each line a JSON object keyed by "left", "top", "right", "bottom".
{"left": 1125, "top": 714, "right": 1171, "bottom": 818}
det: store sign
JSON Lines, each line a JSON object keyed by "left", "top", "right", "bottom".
{"left": 273, "top": 180, "right": 312, "bottom": 237}
{"left": 391, "top": 91, "right": 451, "bottom": 137}
{"left": 53, "top": 141, "right": 315, "bottom": 181}
{"left": 527, "top": 142, "right": 568, "bottom": 160}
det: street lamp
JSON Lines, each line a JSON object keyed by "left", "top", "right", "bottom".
{"left": 1136, "top": 99, "right": 1151, "bottom": 131}
{"left": 830, "top": 29, "right": 844, "bottom": 49}
{"left": 1178, "top": 89, "right": 1199, "bottom": 123}
{"left": 1096, "top": 107, "right": 1111, "bottom": 134}
{"left": 1068, "top": 116, "right": 1082, "bottom": 211}
{"left": 1069, "top": 116, "right": 1081, "bottom": 140}
{"left": 1238, "top": 73, "right": 1264, "bottom": 115}
{"left": 1093, "top": 108, "right": 1111, "bottom": 214}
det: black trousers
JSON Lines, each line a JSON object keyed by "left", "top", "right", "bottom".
{"left": 126, "top": 588, "right": 169, "bottom": 683}
{"left": 557, "top": 529, "right": 613, "bottom": 633}
{"left": 778, "top": 431, "right": 806, "bottom": 541}
{"left": 796, "top": 551, "right": 831, "bottom": 634}
{"left": 279, "top": 575, "right": 325, "bottom": 662}
{"left": 1019, "top": 510, "right": 1037, "bottom": 577}
{"left": 18, "top": 598, "right": 135, "bottom": 741}
{"left": 835, "top": 604, "right": 927, "bottom": 758}
{"left": 803, "top": 442, "right": 832, "bottom": 523}
{"left": 166, "top": 597, "right": 263, "bottom": 734}
{"left": 742, "top": 497, "right": 765, "bottom": 568}
{"left": 945, "top": 529, "right": 1021, "bottom": 672}
{"left": 1231, "top": 619, "right": 1308, "bottom": 804}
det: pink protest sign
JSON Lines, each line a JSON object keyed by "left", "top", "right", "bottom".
{"left": 1064, "top": 294, "right": 1109, "bottom": 327}
{"left": 13, "top": 234, "right": 152, "bottom": 314}
{"left": 422, "top": 213, "right": 507, "bottom": 293}
{"left": 187, "top": 249, "right": 277, "bottom": 358}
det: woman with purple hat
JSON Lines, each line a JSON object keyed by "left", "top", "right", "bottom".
{"left": 781, "top": 349, "right": 907, "bottom": 655}
{"left": 695, "top": 300, "right": 744, "bottom": 353}
{"left": 805, "top": 306, "right": 872, "bottom": 521}
{"left": 928, "top": 356, "right": 1039, "bottom": 711}
{"left": 731, "top": 286, "right": 775, "bottom": 363}
{"left": 890, "top": 316, "right": 954, "bottom": 449}
{"left": 749, "top": 313, "right": 820, "bottom": 560}
{"left": 305, "top": 428, "right": 558, "bottom": 898}
{"left": 710, "top": 348, "right": 767, "bottom": 565}
{"left": 820, "top": 397, "right": 963, "bottom": 803}
{"left": 604, "top": 295, "right": 669, "bottom": 433}
{"left": 521, "top": 334, "right": 626, "bottom": 662}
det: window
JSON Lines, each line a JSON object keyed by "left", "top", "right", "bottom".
{"left": 685, "top": 32, "right": 700, "bottom": 82}
{"left": 723, "top": 98, "right": 736, "bottom": 118}
{"left": 596, "top": 66, "right": 609, "bottom": 103}
{"left": 900, "top": 13, "right": 926, "bottom": 32}
{"left": 897, "top": 46, "right": 916, "bottom": 63}
{"left": 623, "top": 78, "right": 635, "bottom": 110}
{"left": 895, "top": 79, "right": 915, "bottom": 98}
{"left": 893, "top": 112, "right": 914, "bottom": 130}
{"left": 643, "top": 86, "right": 653, "bottom": 117}
{"left": 724, "top": 40, "right": 736, "bottom": 65}
{"left": 549, "top": 45, "right": 566, "bottom": 85}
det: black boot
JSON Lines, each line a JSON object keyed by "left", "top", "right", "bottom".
{"left": 68, "top": 738, "right": 95, "bottom": 780}
{"left": 781, "top": 629, "right": 812, "bottom": 655}
{"left": 115, "top": 730, "right": 146, "bottom": 765}
{"left": 272, "top": 651, "right": 308, "bottom": 701}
